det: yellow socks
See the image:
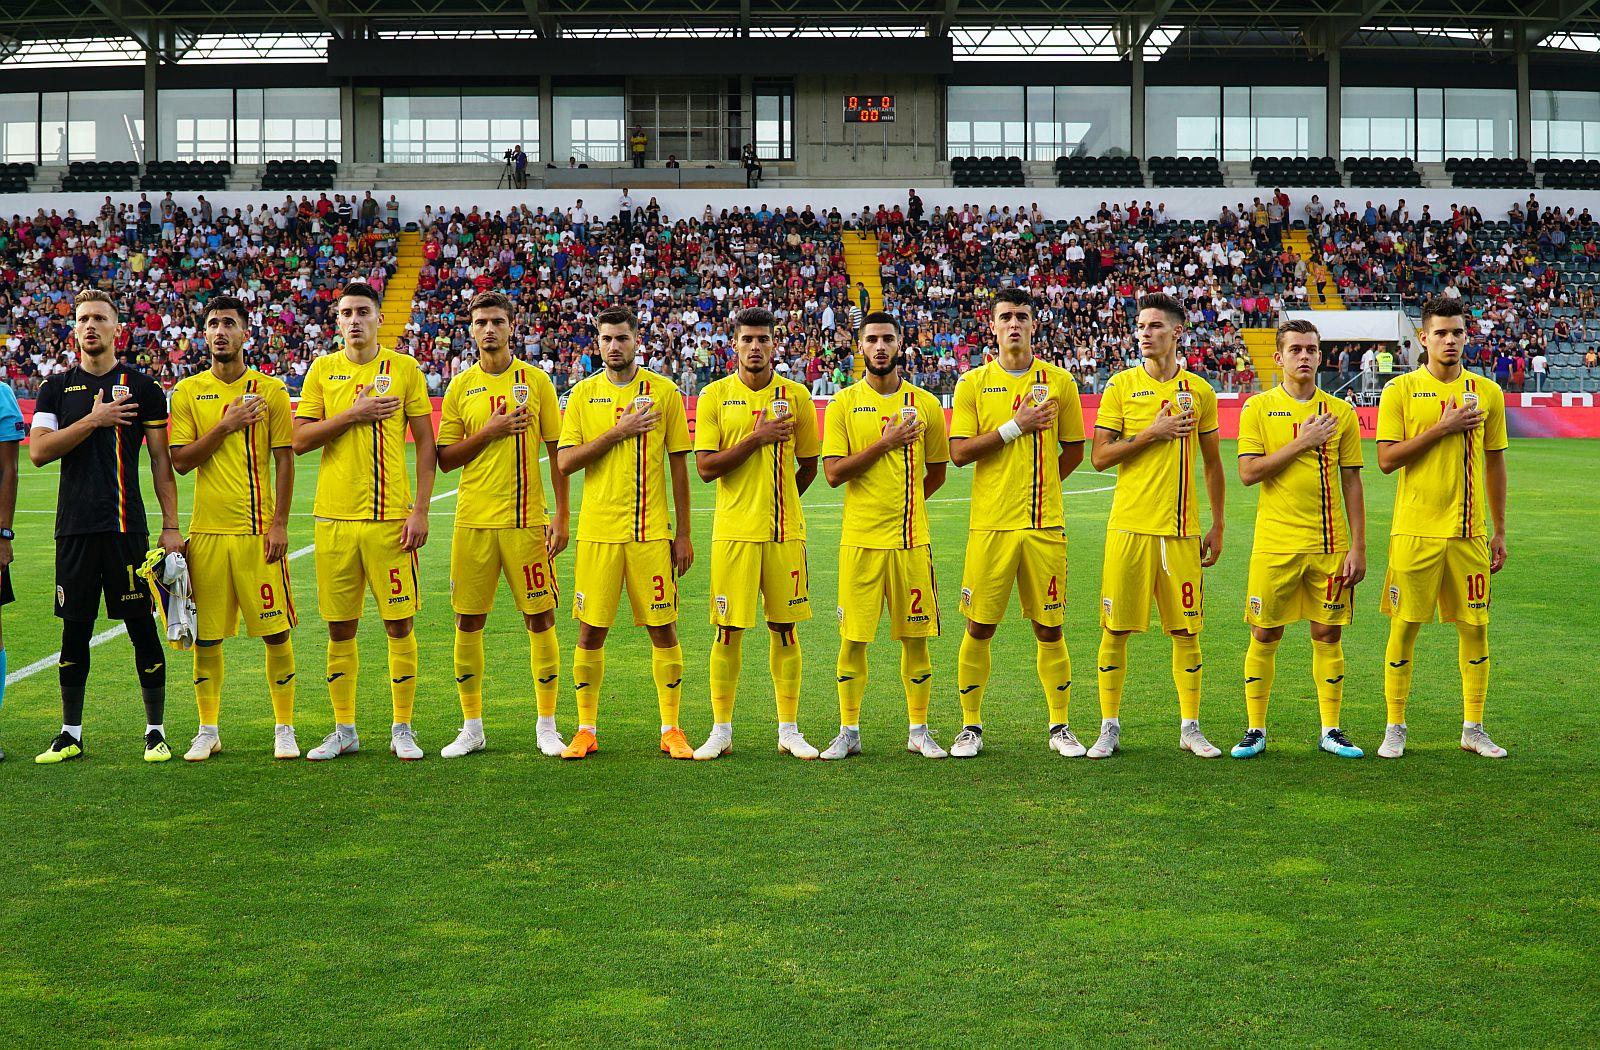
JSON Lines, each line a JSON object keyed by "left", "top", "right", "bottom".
{"left": 454, "top": 628, "right": 485, "bottom": 721}
{"left": 1384, "top": 618, "right": 1421, "bottom": 724}
{"left": 1311, "top": 639, "right": 1344, "bottom": 729}
{"left": 770, "top": 627, "right": 802, "bottom": 724}
{"left": 652, "top": 643, "right": 684, "bottom": 729}
{"left": 836, "top": 639, "right": 869, "bottom": 727}
{"left": 193, "top": 643, "right": 223, "bottom": 727}
{"left": 709, "top": 627, "right": 742, "bottom": 724}
{"left": 1036, "top": 637, "right": 1072, "bottom": 725}
{"left": 1172, "top": 633, "right": 1203, "bottom": 721}
{"left": 900, "top": 637, "right": 932, "bottom": 726}
{"left": 264, "top": 637, "right": 296, "bottom": 726}
{"left": 530, "top": 627, "right": 560, "bottom": 719}
{"left": 388, "top": 632, "right": 419, "bottom": 725}
{"left": 956, "top": 632, "right": 991, "bottom": 726}
{"left": 573, "top": 645, "right": 604, "bottom": 729}
{"left": 326, "top": 637, "right": 358, "bottom": 725}
{"left": 1097, "top": 630, "right": 1128, "bottom": 720}
{"left": 1243, "top": 637, "right": 1279, "bottom": 730}
{"left": 1458, "top": 622, "right": 1490, "bottom": 724}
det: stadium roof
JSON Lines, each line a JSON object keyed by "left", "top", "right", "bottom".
{"left": 4, "top": 0, "right": 1599, "bottom": 65}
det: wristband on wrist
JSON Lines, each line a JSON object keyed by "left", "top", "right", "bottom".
{"left": 998, "top": 420, "right": 1024, "bottom": 444}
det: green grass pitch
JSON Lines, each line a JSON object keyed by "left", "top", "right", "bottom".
{"left": 0, "top": 439, "right": 1596, "bottom": 1046}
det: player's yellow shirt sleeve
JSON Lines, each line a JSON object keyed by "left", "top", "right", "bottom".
{"left": 1336, "top": 399, "right": 1363, "bottom": 467}
{"left": 1101, "top": 366, "right": 1210, "bottom": 538}
{"left": 562, "top": 369, "right": 682, "bottom": 543}
{"left": 296, "top": 356, "right": 327, "bottom": 422}
{"left": 697, "top": 375, "right": 810, "bottom": 543}
{"left": 1237, "top": 393, "right": 1265, "bottom": 456}
{"left": 950, "top": 371, "right": 980, "bottom": 439}
{"left": 1056, "top": 380, "right": 1086, "bottom": 445}
{"left": 923, "top": 392, "right": 951, "bottom": 465}
{"left": 437, "top": 374, "right": 466, "bottom": 447}
{"left": 1380, "top": 368, "right": 1503, "bottom": 539}
{"left": 821, "top": 390, "right": 850, "bottom": 460}
{"left": 170, "top": 382, "right": 198, "bottom": 447}
{"left": 538, "top": 370, "right": 562, "bottom": 444}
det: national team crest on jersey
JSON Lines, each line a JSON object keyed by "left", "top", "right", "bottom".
{"left": 512, "top": 383, "right": 530, "bottom": 407}
{"left": 56, "top": 585, "right": 65, "bottom": 607}
{"left": 372, "top": 373, "right": 393, "bottom": 395}
{"left": 1102, "top": 597, "right": 1113, "bottom": 616}
{"left": 960, "top": 586, "right": 973, "bottom": 608}
{"left": 1030, "top": 383, "right": 1050, "bottom": 406}
{"left": 1174, "top": 389, "right": 1195, "bottom": 414}
{"left": 575, "top": 592, "right": 585, "bottom": 613}
{"left": 1461, "top": 390, "right": 1479, "bottom": 410}
{"left": 716, "top": 594, "right": 729, "bottom": 618}
{"left": 112, "top": 384, "right": 130, "bottom": 401}
{"left": 1249, "top": 596, "right": 1262, "bottom": 617}
{"left": 1388, "top": 584, "right": 1400, "bottom": 607}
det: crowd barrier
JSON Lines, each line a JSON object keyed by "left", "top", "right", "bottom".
{"left": 14, "top": 391, "right": 1600, "bottom": 443}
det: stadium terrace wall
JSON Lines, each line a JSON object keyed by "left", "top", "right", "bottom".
{"left": 6, "top": 189, "right": 1597, "bottom": 225}
{"left": 16, "top": 395, "right": 1600, "bottom": 441}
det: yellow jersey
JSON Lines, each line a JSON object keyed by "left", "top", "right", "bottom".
{"left": 1095, "top": 364, "right": 1219, "bottom": 538}
{"left": 949, "top": 358, "right": 1085, "bottom": 532}
{"left": 558, "top": 368, "right": 691, "bottom": 543}
{"left": 437, "top": 361, "right": 562, "bottom": 529}
{"left": 169, "top": 368, "right": 292, "bottom": 535}
{"left": 821, "top": 378, "right": 950, "bottom": 550}
{"left": 295, "top": 346, "right": 433, "bottom": 522}
{"left": 1237, "top": 385, "right": 1363, "bottom": 554}
{"left": 1376, "top": 367, "right": 1507, "bottom": 539}
{"left": 695, "top": 373, "right": 821, "bottom": 543}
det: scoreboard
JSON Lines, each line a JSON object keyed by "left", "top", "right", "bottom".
{"left": 843, "top": 95, "right": 895, "bottom": 123}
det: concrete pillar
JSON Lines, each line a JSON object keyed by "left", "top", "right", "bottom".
{"left": 538, "top": 75, "right": 554, "bottom": 166}
{"left": 143, "top": 50, "right": 158, "bottom": 163}
{"left": 339, "top": 84, "right": 356, "bottom": 164}
{"left": 1516, "top": 47, "right": 1532, "bottom": 161}
{"left": 1130, "top": 50, "right": 1145, "bottom": 160}
{"left": 1327, "top": 46, "right": 1341, "bottom": 161}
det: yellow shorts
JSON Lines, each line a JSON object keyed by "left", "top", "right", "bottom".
{"left": 1100, "top": 531, "right": 1203, "bottom": 634}
{"left": 1245, "top": 550, "right": 1354, "bottom": 628}
{"left": 958, "top": 528, "right": 1066, "bottom": 627}
{"left": 572, "top": 539, "right": 677, "bottom": 628}
{"left": 188, "top": 532, "right": 298, "bottom": 640}
{"left": 313, "top": 518, "right": 419, "bottom": 623}
{"left": 837, "top": 545, "right": 939, "bottom": 642}
{"left": 450, "top": 525, "right": 558, "bottom": 616}
{"left": 709, "top": 539, "right": 811, "bottom": 628}
{"left": 1381, "top": 535, "right": 1491, "bottom": 625}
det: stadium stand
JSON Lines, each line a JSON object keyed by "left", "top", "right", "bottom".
{"left": 262, "top": 160, "right": 338, "bottom": 191}
{"left": 1345, "top": 157, "right": 1424, "bottom": 188}
{"left": 1536, "top": 159, "right": 1600, "bottom": 190}
{"left": 0, "top": 197, "right": 398, "bottom": 396}
{"left": 1252, "top": 156, "right": 1340, "bottom": 187}
{"left": 0, "top": 163, "right": 36, "bottom": 194}
{"left": 1055, "top": 156, "right": 1143, "bottom": 188}
{"left": 950, "top": 156, "right": 1025, "bottom": 188}
{"left": 1448, "top": 157, "right": 1536, "bottom": 188}
{"left": 1149, "top": 157, "right": 1225, "bottom": 187}
{"left": 60, "top": 161, "right": 137, "bottom": 193}
{"left": 141, "top": 161, "right": 230, "bottom": 192}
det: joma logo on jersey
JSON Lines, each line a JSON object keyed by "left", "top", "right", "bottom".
{"left": 465, "top": 386, "right": 487, "bottom": 396}
{"left": 196, "top": 394, "right": 221, "bottom": 401}
{"left": 65, "top": 384, "right": 88, "bottom": 392}
{"left": 852, "top": 405, "right": 878, "bottom": 414}
{"left": 1412, "top": 391, "right": 1437, "bottom": 398}
{"left": 982, "top": 386, "right": 1008, "bottom": 394}
{"left": 588, "top": 398, "right": 611, "bottom": 405}
{"left": 328, "top": 374, "right": 352, "bottom": 381}
{"left": 1267, "top": 410, "right": 1293, "bottom": 417}
{"left": 1129, "top": 390, "right": 1156, "bottom": 398}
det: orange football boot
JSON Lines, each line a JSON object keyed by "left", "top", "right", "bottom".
{"left": 660, "top": 727, "right": 694, "bottom": 759}
{"left": 562, "top": 727, "right": 599, "bottom": 760}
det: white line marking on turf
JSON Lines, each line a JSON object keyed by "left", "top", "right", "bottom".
{"left": 5, "top": 485, "right": 461, "bottom": 687}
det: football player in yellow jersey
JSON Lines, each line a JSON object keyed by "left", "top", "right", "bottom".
{"left": 946, "top": 287, "right": 1086, "bottom": 759}
{"left": 1089, "top": 292, "right": 1227, "bottom": 759}
{"left": 292, "top": 282, "right": 437, "bottom": 761}
{"left": 556, "top": 305, "right": 694, "bottom": 759}
{"left": 1229, "top": 319, "right": 1367, "bottom": 760}
{"left": 819, "top": 312, "right": 951, "bottom": 760}
{"left": 436, "top": 292, "right": 569, "bottom": 760}
{"left": 1374, "top": 296, "right": 1510, "bottom": 759}
{"left": 693, "top": 307, "right": 822, "bottom": 760}
{"left": 168, "top": 295, "right": 300, "bottom": 761}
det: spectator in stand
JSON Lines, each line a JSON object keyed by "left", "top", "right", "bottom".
{"left": 629, "top": 127, "right": 647, "bottom": 168}
{"left": 1531, "top": 348, "right": 1547, "bottom": 391}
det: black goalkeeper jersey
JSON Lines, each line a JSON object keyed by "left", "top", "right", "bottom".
{"left": 33, "top": 364, "right": 168, "bottom": 537}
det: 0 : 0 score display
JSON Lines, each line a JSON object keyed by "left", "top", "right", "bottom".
{"left": 843, "top": 95, "right": 896, "bottom": 123}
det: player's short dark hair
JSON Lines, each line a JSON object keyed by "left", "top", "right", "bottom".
{"left": 203, "top": 294, "right": 248, "bottom": 326}
{"left": 73, "top": 288, "right": 117, "bottom": 318}
{"left": 337, "top": 281, "right": 382, "bottom": 307}
{"left": 468, "top": 291, "right": 513, "bottom": 320}
{"left": 858, "top": 310, "right": 900, "bottom": 334}
{"left": 733, "top": 307, "right": 776, "bottom": 332}
{"left": 1420, "top": 296, "right": 1466, "bottom": 325}
{"left": 1275, "top": 317, "right": 1320, "bottom": 349}
{"left": 595, "top": 305, "right": 638, "bottom": 331}
{"left": 990, "top": 286, "right": 1035, "bottom": 315}
{"left": 1137, "top": 292, "right": 1184, "bottom": 324}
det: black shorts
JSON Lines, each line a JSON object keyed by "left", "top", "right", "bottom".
{"left": 0, "top": 564, "right": 12, "bottom": 606}
{"left": 55, "top": 532, "right": 151, "bottom": 621}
